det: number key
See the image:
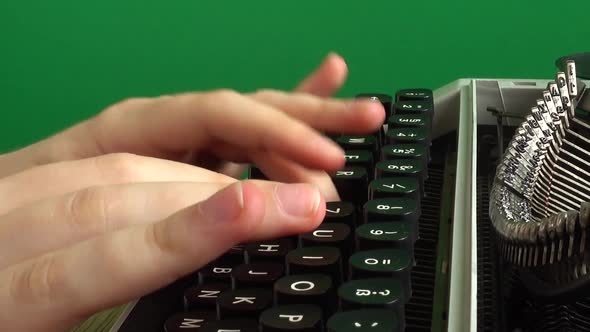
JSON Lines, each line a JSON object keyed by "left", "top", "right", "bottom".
{"left": 393, "top": 100, "right": 432, "bottom": 118}
{"left": 356, "top": 222, "right": 416, "bottom": 252}
{"left": 396, "top": 88, "right": 433, "bottom": 102}
{"left": 364, "top": 197, "right": 420, "bottom": 224}
{"left": 349, "top": 249, "right": 412, "bottom": 300}
{"left": 369, "top": 177, "right": 421, "bottom": 201}
{"left": 375, "top": 159, "right": 426, "bottom": 192}
{"left": 325, "top": 201, "right": 356, "bottom": 227}
{"left": 388, "top": 114, "right": 429, "bottom": 129}
{"left": 381, "top": 144, "right": 428, "bottom": 165}
{"left": 386, "top": 127, "right": 428, "bottom": 145}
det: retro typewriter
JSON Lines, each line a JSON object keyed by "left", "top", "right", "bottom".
{"left": 109, "top": 53, "right": 590, "bottom": 331}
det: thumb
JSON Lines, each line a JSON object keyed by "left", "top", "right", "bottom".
{"left": 0, "top": 180, "right": 325, "bottom": 331}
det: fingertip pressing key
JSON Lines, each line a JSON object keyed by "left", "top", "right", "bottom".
{"left": 348, "top": 99, "right": 387, "bottom": 130}
{"left": 274, "top": 183, "right": 323, "bottom": 219}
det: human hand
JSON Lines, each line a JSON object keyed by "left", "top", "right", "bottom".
{"left": 0, "top": 179, "right": 328, "bottom": 330}
{"left": 0, "top": 54, "right": 385, "bottom": 330}
{"left": 0, "top": 53, "right": 385, "bottom": 203}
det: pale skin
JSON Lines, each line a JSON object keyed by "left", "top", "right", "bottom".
{"left": 0, "top": 53, "right": 385, "bottom": 331}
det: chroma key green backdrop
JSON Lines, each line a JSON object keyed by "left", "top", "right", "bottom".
{"left": 1, "top": 0, "right": 589, "bottom": 153}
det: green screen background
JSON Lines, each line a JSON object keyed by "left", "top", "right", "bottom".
{"left": 1, "top": 0, "right": 588, "bottom": 153}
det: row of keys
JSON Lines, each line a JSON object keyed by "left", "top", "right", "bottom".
{"left": 200, "top": 200, "right": 418, "bottom": 261}
{"left": 332, "top": 165, "right": 425, "bottom": 205}
{"left": 174, "top": 268, "right": 408, "bottom": 330}
{"left": 165, "top": 307, "right": 401, "bottom": 331}
{"left": 198, "top": 246, "right": 412, "bottom": 292}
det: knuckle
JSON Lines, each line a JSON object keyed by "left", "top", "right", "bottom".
{"left": 95, "top": 152, "right": 143, "bottom": 183}
{"left": 211, "top": 89, "right": 239, "bottom": 100}
{"left": 253, "top": 88, "right": 277, "bottom": 98}
{"left": 146, "top": 221, "right": 177, "bottom": 258}
{"left": 9, "top": 254, "right": 69, "bottom": 303}
{"left": 194, "top": 89, "right": 240, "bottom": 111}
{"left": 115, "top": 97, "right": 150, "bottom": 109}
{"left": 63, "top": 186, "right": 109, "bottom": 234}
{"left": 99, "top": 97, "right": 149, "bottom": 117}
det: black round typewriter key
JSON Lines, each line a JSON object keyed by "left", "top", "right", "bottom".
{"left": 381, "top": 144, "right": 428, "bottom": 165}
{"left": 375, "top": 159, "right": 426, "bottom": 192}
{"left": 349, "top": 249, "right": 412, "bottom": 300}
{"left": 369, "top": 177, "right": 420, "bottom": 201}
{"left": 327, "top": 309, "right": 400, "bottom": 332}
{"left": 325, "top": 201, "right": 356, "bottom": 227}
{"left": 244, "top": 239, "right": 294, "bottom": 264}
{"left": 396, "top": 88, "right": 433, "bottom": 102}
{"left": 231, "top": 263, "right": 284, "bottom": 289}
{"left": 300, "top": 223, "right": 353, "bottom": 257}
{"left": 217, "top": 288, "right": 273, "bottom": 319}
{"left": 386, "top": 127, "right": 429, "bottom": 145}
{"left": 330, "top": 167, "right": 369, "bottom": 205}
{"left": 388, "top": 114, "right": 429, "bottom": 128}
{"left": 200, "top": 319, "right": 259, "bottom": 332}
{"left": 198, "top": 262, "right": 235, "bottom": 284}
{"left": 356, "top": 222, "right": 415, "bottom": 251}
{"left": 356, "top": 93, "right": 393, "bottom": 138}
{"left": 164, "top": 311, "right": 216, "bottom": 331}
{"left": 287, "top": 246, "right": 343, "bottom": 283}
{"left": 393, "top": 100, "right": 432, "bottom": 117}
{"left": 337, "top": 135, "right": 379, "bottom": 156}
{"left": 356, "top": 93, "right": 393, "bottom": 114}
{"left": 260, "top": 304, "right": 323, "bottom": 332}
{"left": 220, "top": 243, "right": 246, "bottom": 265}
{"left": 184, "top": 282, "right": 230, "bottom": 311}
{"left": 364, "top": 197, "right": 420, "bottom": 225}
{"left": 274, "top": 274, "right": 335, "bottom": 315}
{"left": 344, "top": 150, "right": 374, "bottom": 176}
{"left": 338, "top": 278, "right": 405, "bottom": 320}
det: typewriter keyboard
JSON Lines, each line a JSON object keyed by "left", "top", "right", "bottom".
{"left": 119, "top": 88, "right": 447, "bottom": 332}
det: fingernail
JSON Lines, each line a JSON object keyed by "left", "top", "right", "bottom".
{"left": 275, "top": 183, "right": 321, "bottom": 218}
{"left": 199, "top": 182, "right": 244, "bottom": 222}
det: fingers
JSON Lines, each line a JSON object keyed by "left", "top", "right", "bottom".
{"left": 0, "top": 181, "right": 324, "bottom": 331}
{"left": 252, "top": 151, "right": 340, "bottom": 201}
{"left": 0, "top": 181, "right": 225, "bottom": 269}
{"left": 0, "top": 153, "right": 235, "bottom": 214}
{"left": 251, "top": 89, "right": 385, "bottom": 134}
{"left": 0, "top": 180, "right": 325, "bottom": 269}
{"left": 90, "top": 90, "right": 349, "bottom": 172}
{"left": 295, "top": 52, "right": 348, "bottom": 96}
